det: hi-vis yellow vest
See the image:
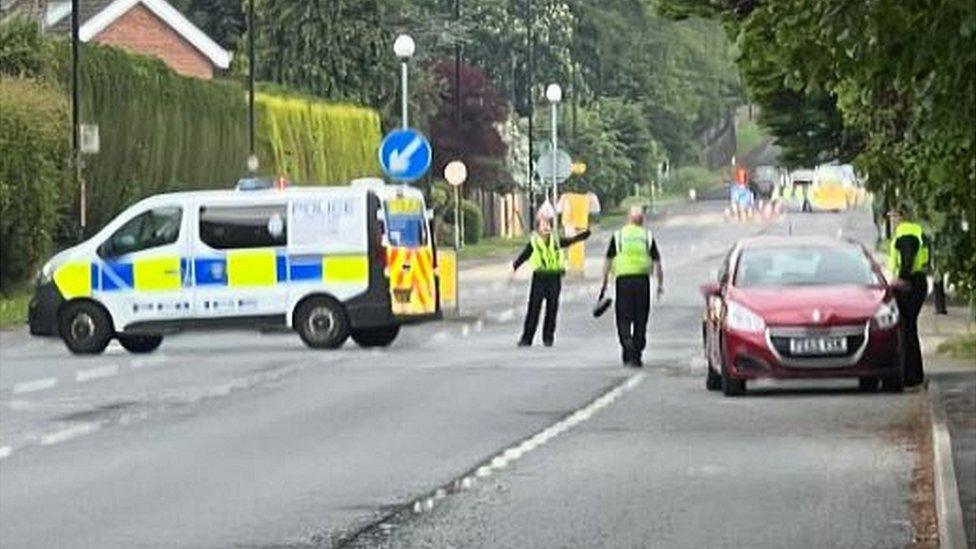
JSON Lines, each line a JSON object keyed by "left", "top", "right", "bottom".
{"left": 529, "top": 232, "right": 564, "bottom": 273}
{"left": 888, "top": 221, "right": 929, "bottom": 274}
{"left": 613, "top": 225, "right": 652, "bottom": 276}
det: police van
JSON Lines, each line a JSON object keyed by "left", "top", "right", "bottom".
{"left": 29, "top": 181, "right": 442, "bottom": 354}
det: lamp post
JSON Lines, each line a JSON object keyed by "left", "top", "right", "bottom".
{"left": 247, "top": 0, "right": 256, "bottom": 172}
{"left": 545, "top": 83, "right": 561, "bottom": 230}
{"left": 393, "top": 34, "right": 415, "bottom": 129}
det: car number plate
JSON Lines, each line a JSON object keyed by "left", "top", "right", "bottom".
{"left": 790, "top": 336, "right": 847, "bottom": 355}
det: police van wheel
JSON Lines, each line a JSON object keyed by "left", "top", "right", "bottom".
{"left": 295, "top": 297, "right": 350, "bottom": 349}
{"left": 59, "top": 301, "right": 113, "bottom": 355}
{"left": 118, "top": 334, "right": 163, "bottom": 354}
{"left": 351, "top": 325, "right": 400, "bottom": 348}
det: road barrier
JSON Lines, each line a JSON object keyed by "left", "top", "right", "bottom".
{"left": 438, "top": 249, "right": 458, "bottom": 311}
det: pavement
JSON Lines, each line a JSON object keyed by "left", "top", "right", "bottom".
{"left": 0, "top": 202, "right": 937, "bottom": 548}
{"left": 920, "top": 306, "right": 976, "bottom": 547}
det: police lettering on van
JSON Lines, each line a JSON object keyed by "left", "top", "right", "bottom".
{"left": 29, "top": 183, "right": 442, "bottom": 355}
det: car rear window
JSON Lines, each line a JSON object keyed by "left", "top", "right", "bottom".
{"left": 735, "top": 245, "right": 878, "bottom": 287}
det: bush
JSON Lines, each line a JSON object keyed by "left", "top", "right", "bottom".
{"left": 669, "top": 166, "right": 722, "bottom": 193}
{"left": 0, "top": 77, "right": 70, "bottom": 293}
{"left": 461, "top": 199, "right": 483, "bottom": 244}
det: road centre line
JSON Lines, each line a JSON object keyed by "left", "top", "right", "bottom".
{"left": 0, "top": 446, "right": 11, "bottom": 459}
{"left": 130, "top": 356, "right": 167, "bottom": 369}
{"left": 11, "top": 377, "right": 58, "bottom": 394}
{"left": 344, "top": 372, "right": 645, "bottom": 545}
{"left": 75, "top": 364, "right": 119, "bottom": 383}
{"left": 39, "top": 422, "right": 101, "bottom": 446}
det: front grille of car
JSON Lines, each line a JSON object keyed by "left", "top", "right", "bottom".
{"left": 766, "top": 323, "right": 869, "bottom": 368}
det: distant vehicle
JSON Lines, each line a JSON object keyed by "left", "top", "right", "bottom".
{"left": 751, "top": 165, "right": 780, "bottom": 199}
{"left": 782, "top": 169, "right": 816, "bottom": 212}
{"left": 699, "top": 236, "right": 903, "bottom": 396}
{"left": 816, "top": 164, "right": 864, "bottom": 208}
{"left": 29, "top": 182, "right": 442, "bottom": 354}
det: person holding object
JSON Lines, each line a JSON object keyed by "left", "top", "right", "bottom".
{"left": 511, "top": 213, "right": 591, "bottom": 347}
{"left": 603, "top": 206, "right": 663, "bottom": 367}
{"left": 888, "top": 208, "right": 930, "bottom": 387}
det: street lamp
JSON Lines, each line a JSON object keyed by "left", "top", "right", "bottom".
{"left": 444, "top": 160, "right": 468, "bottom": 252}
{"left": 546, "top": 83, "right": 561, "bottom": 230}
{"left": 393, "top": 34, "right": 415, "bottom": 129}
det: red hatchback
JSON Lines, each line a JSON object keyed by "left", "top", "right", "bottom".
{"left": 700, "top": 236, "right": 903, "bottom": 396}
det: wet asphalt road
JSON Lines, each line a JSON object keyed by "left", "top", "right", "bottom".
{"left": 0, "top": 202, "right": 922, "bottom": 548}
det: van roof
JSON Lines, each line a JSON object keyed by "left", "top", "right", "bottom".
{"left": 133, "top": 185, "right": 373, "bottom": 207}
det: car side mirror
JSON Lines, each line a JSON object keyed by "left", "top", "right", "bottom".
{"left": 700, "top": 281, "right": 722, "bottom": 298}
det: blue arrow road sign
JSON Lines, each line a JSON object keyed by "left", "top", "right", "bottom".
{"left": 379, "top": 128, "right": 432, "bottom": 182}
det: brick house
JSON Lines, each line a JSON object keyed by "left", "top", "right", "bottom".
{"left": 44, "top": 0, "right": 231, "bottom": 79}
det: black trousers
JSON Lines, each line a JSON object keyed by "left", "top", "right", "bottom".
{"left": 896, "top": 273, "right": 927, "bottom": 385}
{"left": 520, "top": 272, "right": 561, "bottom": 344}
{"left": 615, "top": 275, "right": 650, "bottom": 363}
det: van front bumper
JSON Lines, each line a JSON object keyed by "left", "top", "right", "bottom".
{"left": 28, "top": 281, "right": 63, "bottom": 336}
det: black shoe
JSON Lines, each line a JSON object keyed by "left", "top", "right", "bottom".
{"left": 631, "top": 359, "right": 644, "bottom": 368}
{"left": 517, "top": 340, "right": 531, "bottom": 347}
{"left": 543, "top": 339, "right": 554, "bottom": 347}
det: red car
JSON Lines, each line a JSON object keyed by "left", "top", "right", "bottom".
{"left": 700, "top": 236, "right": 903, "bottom": 396}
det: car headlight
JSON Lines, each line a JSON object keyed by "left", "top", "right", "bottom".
{"left": 725, "top": 300, "right": 766, "bottom": 333}
{"left": 873, "top": 299, "right": 899, "bottom": 330}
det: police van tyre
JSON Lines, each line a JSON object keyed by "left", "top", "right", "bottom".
{"left": 295, "top": 296, "right": 350, "bottom": 349}
{"left": 59, "top": 301, "right": 114, "bottom": 355}
{"left": 117, "top": 334, "right": 163, "bottom": 354}
{"left": 351, "top": 325, "right": 400, "bottom": 348}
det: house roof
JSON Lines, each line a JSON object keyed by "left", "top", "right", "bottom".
{"left": 45, "top": 0, "right": 231, "bottom": 69}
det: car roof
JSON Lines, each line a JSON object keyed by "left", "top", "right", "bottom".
{"left": 737, "top": 235, "right": 862, "bottom": 250}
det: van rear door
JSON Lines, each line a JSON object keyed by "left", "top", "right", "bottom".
{"left": 383, "top": 197, "right": 436, "bottom": 316}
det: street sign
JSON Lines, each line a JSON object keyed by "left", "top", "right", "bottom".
{"left": 379, "top": 128, "right": 432, "bottom": 182}
{"left": 80, "top": 124, "right": 99, "bottom": 155}
{"left": 536, "top": 149, "right": 572, "bottom": 182}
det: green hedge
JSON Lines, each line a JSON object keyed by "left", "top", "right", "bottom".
{"left": 0, "top": 77, "right": 70, "bottom": 293}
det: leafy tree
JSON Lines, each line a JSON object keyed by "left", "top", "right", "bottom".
{"left": 172, "top": 0, "right": 245, "bottom": 50}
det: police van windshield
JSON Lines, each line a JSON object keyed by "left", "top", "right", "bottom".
{"left": 384, "top": 198, "right": 428, "bottom": 248}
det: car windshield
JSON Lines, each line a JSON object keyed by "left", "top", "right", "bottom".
{"left": 735, "top": 245, "right": 879, "bottom": 287}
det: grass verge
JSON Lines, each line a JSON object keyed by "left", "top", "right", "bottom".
{"left": 936, "top": 333, "right": 976, "bottom": 361}
{"left": 0, "top": 290, "right": 30, "bottom": 329}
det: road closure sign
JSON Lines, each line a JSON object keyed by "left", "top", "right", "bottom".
{"left": 379, "top": 128, "right": 432, "bottom": 183}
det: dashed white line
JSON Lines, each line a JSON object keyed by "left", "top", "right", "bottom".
{"left": 40, "top": 422, "right": 100, "bottom": 446}
{"left": 11, "top": 377, "right": 58, "bottom": 394}
{"left": 461, "top": 324, "right": 471, "bottom": 337}
{"left": 130, "top": 356, "right": 167, "bottom": 369}
{"left": 75, "top": 364, "right": 119, "bottom": 383}
{"left": 105, "top": 341, "right": 124, "bottom": 354}
{"left": 0, "top": 446, "right": 11, "bottom": 459}
{"left": 431, "top": 330, "right": 450, "bottom": 342}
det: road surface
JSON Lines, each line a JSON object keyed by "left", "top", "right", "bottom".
{"left": 1, "top": 202, "right": 926, "bottom": 548}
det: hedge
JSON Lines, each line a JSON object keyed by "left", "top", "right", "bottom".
{"left": 0, "top": 17, "right": 383, "bottom": 290}
{"left": 0, "top": 77, "right": 70, "bottom": 293}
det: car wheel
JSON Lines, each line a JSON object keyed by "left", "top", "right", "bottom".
{"left": 351, "top": 325, "right": 400, "bottom": 348}
{"left": 858, "top": 377, "right": 880, "bottom": 392}
{"left": 118, "top": 334, "right": 163, "bottom": 354}
{"left": 59, "top": 301, "right": 113, "bottom": 355}
{"left": 294, "top": 296, "right": 350, "bottom": 349}
{"left": 706, "top": 362, "right": 722, "bottom": 391}
{"left": 719, "top": 340, "right": 746, "bottom": 396}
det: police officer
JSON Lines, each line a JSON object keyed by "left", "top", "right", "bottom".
{"left": 512, "top": 214, "right": 591, "bottom": 347}
{"left": 603, "top": 206, "right": 663, "bottom": 367}
{"left": 888, "top": 209, "right": 930, "bottom": 387}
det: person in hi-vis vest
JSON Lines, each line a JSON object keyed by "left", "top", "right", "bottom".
{"left": 511, "top": 213, "right": 591, "bottom": 347}
{"left": 888, "top": 209, "right": 930, "bottom": 387}
{"left": 603, "top": 206, "right": 664, "bottom": 367}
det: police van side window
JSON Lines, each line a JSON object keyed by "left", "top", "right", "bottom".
{"left": 98, "top": 207, "right": 183, "bottom": 258}
{"left": 199, "top": 205, "right": 287, "bottom": 249}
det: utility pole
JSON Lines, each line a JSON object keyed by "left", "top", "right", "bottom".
{"left": 71, "top": 0, "right": 84, "bottom": 232}
{"left": 526, "top": 0, "right": 534, "bottom": 223}
{"left": 247, "top": 0, "right": 255, "bottom": 162}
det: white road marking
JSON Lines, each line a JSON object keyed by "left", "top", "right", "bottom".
{"left": 75, "top": 364, "right": 119, "bottom": 383}
{"left": 431, "top": 330, "right": 450, "bottom": 342}
{"left": 399, "top": 372, "right": 645, "bottom": 518}
{"left": 130, "top": 356, "right": 167, "bottom": 369}
{"left": 11, "top": 377, "right": 58, "bottom": 394}
{"left": 492, "top": 308, "right": 515, "bottom": 322}
{"left": 105, "top": 341, "right": 124, "bottom": 354}
{"left": 474, "top": 320, "right": 484, "bottom": 332}
{"left": 0, "top": 446, "right": 11, "bottom": 459}
{"left": 40, "top": 422, "right": 100, "bottom": 445}
{"left": 461, "top": 324, "right": 471, "bottom": 337}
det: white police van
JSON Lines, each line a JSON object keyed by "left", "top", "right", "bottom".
{"left": 29, "top": 182, "right": 441, "bottom": 354}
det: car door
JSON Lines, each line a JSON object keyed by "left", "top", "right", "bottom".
{"left": 94, "top": 201, "right": 190, "bottom": 331}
